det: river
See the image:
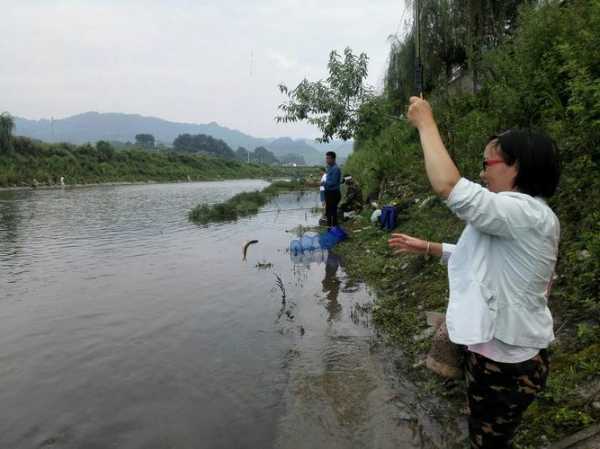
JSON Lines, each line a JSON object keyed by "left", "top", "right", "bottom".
{"left": 0, "top": 181, "right": 445, "bottom": 449}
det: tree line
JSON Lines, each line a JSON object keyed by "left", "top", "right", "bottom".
{"left": 0, "top": 117, "right": 306, "bottom": 166}
{"left": 0, "top": 119, "right": 313, "bottom": 187}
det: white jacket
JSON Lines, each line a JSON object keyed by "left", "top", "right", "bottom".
{"left": 444, "top": 178, "right": 560, "bottom": 348}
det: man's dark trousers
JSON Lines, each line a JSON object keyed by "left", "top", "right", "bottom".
{"left": 325, "top": 190, "right": 341, "bottom": 228}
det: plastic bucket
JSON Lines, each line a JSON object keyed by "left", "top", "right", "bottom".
{"left": 301, "top": 235, "right": 315, "bottom": 251}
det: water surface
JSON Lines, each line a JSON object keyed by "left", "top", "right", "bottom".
{"left": 0, "top": 181, "right": 437, "bottom": 449}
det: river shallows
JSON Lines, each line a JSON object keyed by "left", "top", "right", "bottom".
{"left": 0, "top": 181, "right": 435, "bottom": 449}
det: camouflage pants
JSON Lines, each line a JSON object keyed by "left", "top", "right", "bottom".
{"left": 465, "top": 349, "right": 549, "bottom": 449}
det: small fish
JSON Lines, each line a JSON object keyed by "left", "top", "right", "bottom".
{"left": 242, "top": 240, "right": 259, "bottom": 261}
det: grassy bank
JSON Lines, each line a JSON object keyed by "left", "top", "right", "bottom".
{"left": 0, "top": 137, "right": 316, "bottom": 187}
{"left": 336, "top": 200, "right": 599, "bottom": 448}
{"left": 188, "top": 179, "right": 318, "bottom": 224}
{"left": 333, "top": 2, "right": 599, "bottom": 447}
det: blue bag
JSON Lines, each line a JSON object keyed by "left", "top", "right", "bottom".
{"left": 318, "top": 232, "right": 337, "bottom": 250}
{"left": 379, "top": 206, "right": 397, "bottom": 231}
{"left": 329, "top": 226, "right": 348, "bottom": 241}
{"left": 318, "top": 226, "right": 347, "bottom": 249}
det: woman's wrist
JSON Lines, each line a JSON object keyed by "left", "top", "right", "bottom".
{"left": 423, "top": 241, "right": 443, "bottom": 257}
{"left": 417, "top": 118, "right": 437, "bottom": 133}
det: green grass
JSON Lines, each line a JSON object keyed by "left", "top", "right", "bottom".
{"left": 338, "top": 3, "right": 600, "bottom": 444}
{"left": 334, "top": 198, "right": 600, "bottom": 448}
{"left": 188, "top": 179, "right": 316, "bottom": 224}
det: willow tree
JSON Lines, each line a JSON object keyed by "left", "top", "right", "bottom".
{"left": 386, "top": 0, "right": 532, "bottom": 100}
{"left": 0, "top": 112, "right": 15, "bottom": 153}
{"left": 276, "top": 47, "right": 372, "bottom": 142}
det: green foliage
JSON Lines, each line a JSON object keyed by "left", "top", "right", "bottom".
{"left": 350, "top": 1, "right": 600, "bottom": 321}
{"left": 0, "top": 137, "right": 314, "bottom": 187}
{"left": 188, "top": 179, "right": 313, "bottom": 224}
{"left": 0, "top": 112, "right": 15, "bottom": 153}
{"left": 235, "top": 146, "right": 250, "bottom": 162}
{"left": 173, "top": 133, "right": 237, "bottom": 159}
{"left": 234, "top": 145, "right": 280, "bottom": 165}
{"left": 354, "top": 96, "right": 396, "bottom": 147}
{"left": 386, "top": 0, "right": 531, "bottom": 104}
{"left": 277, "top": 47, "right": 372, "bottom": 142}
{"left": 189, "top": 191, "right": 269, "bottom": 223}
{"left": 252, "top": 146, "right": 279, "bottom": 165}
{"left": 134, "top": 133, "right": 155, "bottom": 149}
{"left": 340, "top": 1, "right": 600, "bottom": 446}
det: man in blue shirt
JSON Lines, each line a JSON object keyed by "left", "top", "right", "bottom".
{"left": 324, "top": 151, "right": 342, "bottom": 228}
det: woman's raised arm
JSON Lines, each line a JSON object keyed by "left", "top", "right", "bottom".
{"left": 407, "top": 97, "right": 461, "bottom": 199}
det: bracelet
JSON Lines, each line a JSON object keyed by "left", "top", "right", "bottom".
{"left": 425, "top": 241, "right": 431, "bottom": 255}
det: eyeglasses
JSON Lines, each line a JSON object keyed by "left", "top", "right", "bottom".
{"left": 482, "top": 159, "right": 505, "bottom": 171}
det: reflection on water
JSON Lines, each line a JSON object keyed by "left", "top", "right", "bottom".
{"left": 323, "top": 252, "right": 342, "bottom": 321}
{"left": 289, "top": 244, "right": 343, "bottom": 322}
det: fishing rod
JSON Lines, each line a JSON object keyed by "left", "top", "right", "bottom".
{"left": 414, "top": 0, "right": 424, "bottom": 98}
{"left": 256, "top": 206, "right": 319, "bottom": 214}
{"left": 385, "top": 0, "right": 424, "bottom": 123}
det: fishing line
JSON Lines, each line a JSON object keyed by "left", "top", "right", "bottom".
{"left": 256, "top": 206, "right": 320, "bottom": 214}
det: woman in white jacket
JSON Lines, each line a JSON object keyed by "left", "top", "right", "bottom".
{"left": 389, "top": 97, "right": 561, "bottom": 449}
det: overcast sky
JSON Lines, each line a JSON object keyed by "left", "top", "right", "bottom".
{"left": 1, "top": 0, "right": 410, "bottom": 139}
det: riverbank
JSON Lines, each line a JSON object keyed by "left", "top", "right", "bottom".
{"left": 333, "top": 2, "right": 599, "bottom": 447}
{"left": 334, "top": 200, "right": 599, "bottom": 448}
{"left": 0, "top": 136, "right": 317, "bottom": 188}
{"left": 0, "top": 180, "right": 164, "bottom": 191}
{"left": 0, "top": 177, "right": 314, "bottom": 192}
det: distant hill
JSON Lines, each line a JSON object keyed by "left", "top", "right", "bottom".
{"left": 13, "top": 112, "right": 352, "bottom": 165}
{"left": 307, "top": 140, "right": 355, "bottom": 159}
{"left": 266, "top": 137, "right": 324, "bottom": 165}
{"left": 14, "top": 112, "right": 268, "bottom": 150}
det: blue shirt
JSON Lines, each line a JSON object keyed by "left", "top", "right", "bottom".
{"left": 324, "top": 164, "right": 341, "bottom": 191}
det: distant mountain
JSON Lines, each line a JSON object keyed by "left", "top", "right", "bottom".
{"left": 307, "top": 139, "right": 355, "bottom": 159}
{"left": 14, "top": 112, "right": 268, "bottom": 149}
{"left": 13, "top": 111, "right": 353, "bottom": 165}
{"left": 266, "top": 137, "right": 324, "bottom": 165}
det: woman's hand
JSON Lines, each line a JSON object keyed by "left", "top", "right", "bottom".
{"left": 407, "top": 96, "right": 435, "bottom": 130}
{"left": 388, "top": 233, "right": 429, "bottom": 255}
{"left": 405, "top": 96, "right": 461, "bottom": 198}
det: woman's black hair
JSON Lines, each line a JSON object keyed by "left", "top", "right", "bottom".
{"left": 489, "top": 129, "right": 561, "bottom": 198}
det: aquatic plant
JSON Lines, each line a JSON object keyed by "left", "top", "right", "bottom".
{"left": 273, "top": 273, "right": 286, "bottom": 304}
{"left": 255, "top": 260, "right": 273, "bottom": 270}
{"left": 188, "top": 179, "right": 317, "bottom": 224}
